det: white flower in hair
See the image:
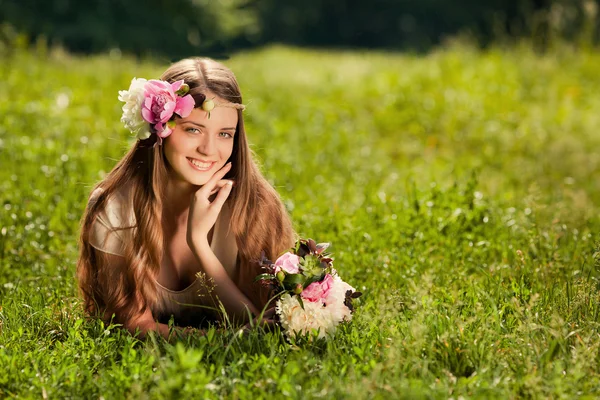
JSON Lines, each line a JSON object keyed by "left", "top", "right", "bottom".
{"left": 118, "top": 77, "right": 151, "bottom": 140}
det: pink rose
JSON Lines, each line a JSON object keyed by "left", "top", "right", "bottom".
{"left": 141, "top": 79, "right": 195, "bottom": 138}
{"left": 301, "top": 274, "right": 334, "bottom": 303}
{"left": 274, "top": 252, "right": 301, "bottom": 274}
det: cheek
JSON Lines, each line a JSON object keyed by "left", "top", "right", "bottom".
{"left": 163, "top": 138, "right": 187, "bottom": 168}
{"left": 165, "top": 134, "right": 192, "bottom": 155}
{"left": 219, "top": 141, "right": 234, "bottom": 158}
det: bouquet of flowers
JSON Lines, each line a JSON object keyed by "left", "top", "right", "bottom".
{"left": 256, "top": 239, "right": 362, "bottom": 339}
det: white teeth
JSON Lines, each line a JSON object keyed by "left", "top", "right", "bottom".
{"left": 189, "top": 158, "right": 213, "bottom": 169}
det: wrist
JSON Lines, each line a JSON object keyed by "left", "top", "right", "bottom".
{"left": 188, "top": 234, "right": 210, "bottom": 252}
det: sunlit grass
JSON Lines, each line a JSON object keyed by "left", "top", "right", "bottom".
{"left": 1, "top": 42, "right": 600, "bottom": 398}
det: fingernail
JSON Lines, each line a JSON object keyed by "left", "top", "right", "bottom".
{"left": 226, "top": 180, "right": 233, "bottom": 186}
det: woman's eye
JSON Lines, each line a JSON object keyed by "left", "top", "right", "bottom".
{"left": 185, "top": 127, "right": 231, "bottom": 138}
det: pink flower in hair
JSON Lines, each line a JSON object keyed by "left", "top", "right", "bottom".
{"left": 141, "top": 79, "right": 195, "bottom": 140}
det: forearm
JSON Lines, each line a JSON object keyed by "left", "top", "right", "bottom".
{"left": 126, "top": 320, "right": 171, "bottom": 339}
{"left": 122, "top": 309, "right": 183, "bottom": 340}
{"left": 191, "top": 238, "right": 259, "bottom": 321}
{"left": 128, "top": 320, "right": 201, "bottom": 341}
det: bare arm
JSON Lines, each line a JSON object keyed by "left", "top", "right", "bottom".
{"left": 186, "top": 162, "right": 261, "bottom": 324}
{"left": 94, "top": 249, "right": 187, "bottom": 340}
{"left": 190, "top": 238, "right": 259, "bottom": 322}
{"left": 123, "top": 306, "right": 171, "bottom": 339}
{"left": 95, "top": 247, "right": 269, "bottom": 337}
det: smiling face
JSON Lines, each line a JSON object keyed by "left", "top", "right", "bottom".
{"left": 163, "top": 96, "right": 238, "bottom": 187}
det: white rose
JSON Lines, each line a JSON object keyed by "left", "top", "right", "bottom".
{"left": 305, "top": 301, "right": 336, "bottom": 338}
{"left": 277, "top": 294, "right": 303, "bottom": 335}
{"left": 276, "top": 294, "right": 337, "bottom": 339}
{"left": 118, "top": 78, "right": 150, "bottom": 139}
{"left": 323, "top": 276, "right": 355, "bottom": 323}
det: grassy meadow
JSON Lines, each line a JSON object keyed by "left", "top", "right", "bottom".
{"left": 1, "top": 42, "right": 600, "bottom": 398}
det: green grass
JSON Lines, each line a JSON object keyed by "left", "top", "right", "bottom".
{"left": 2, "top": 42, "right": 600, "bottom": 398}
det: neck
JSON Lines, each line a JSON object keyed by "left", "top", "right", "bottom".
{"left": 163, "top": 176, "right": 198, "bottom": 227}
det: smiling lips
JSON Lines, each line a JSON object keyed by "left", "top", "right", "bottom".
{"left": 187, "top": 157, "right": 215, "bottom": 171}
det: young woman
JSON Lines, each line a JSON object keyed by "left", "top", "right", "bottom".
{"left": 76, "top": 57, "right": 296, "bottom": 339}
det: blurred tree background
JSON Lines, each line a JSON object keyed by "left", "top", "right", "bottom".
{"left": 0, "top": 0, "right": 599, "bottom": 58}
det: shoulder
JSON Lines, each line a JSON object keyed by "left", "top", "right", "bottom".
{"left": 90, "top": 186, "right": 136, "bottom": 229}
{"left": 88, "top": 185, "right": 136, "bottom": 257}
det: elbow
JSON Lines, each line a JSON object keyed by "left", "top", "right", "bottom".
{"left": 230, "top": 301, "right": 260, "bottom": 325}
{"left": 121, "top": 312, "right": 158, "bottom": 338}
{"left": 123, "top": 320, "right": 152, "bottom": 338}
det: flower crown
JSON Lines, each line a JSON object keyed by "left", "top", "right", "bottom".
{"left": 118, "top": 77, "right": 245, "bottom": 145}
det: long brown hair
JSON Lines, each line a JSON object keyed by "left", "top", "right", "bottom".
{"left": 76, "top": 58, "right": 296, "bottom": 323}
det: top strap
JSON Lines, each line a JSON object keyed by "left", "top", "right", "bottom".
{"left": 88, "top": 187, "right": 136, "bottom": 257}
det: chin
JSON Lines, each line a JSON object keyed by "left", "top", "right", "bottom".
{"left": 181, "top": 161, "right": 221, "bottom": 186}
{"left": 182, "top": 172, "right": 213, "bottom": 187}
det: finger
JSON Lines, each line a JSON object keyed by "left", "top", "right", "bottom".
{"left": 209, "top": 179, "right": 235, "bottom": 196}
{"left": 210, "top": 180, "right": 233, "bottom": 210}
{"left": 198, "top": 162, "right": 232, "bottom": 196}
{"left": 253, "top": 307, "right": 275, "bottom": 322}
{"left": 258, "top": 319, "right": 277, "bottom": 332}
{"left": 260, "top": 307, "right": 276, "bottom": 319}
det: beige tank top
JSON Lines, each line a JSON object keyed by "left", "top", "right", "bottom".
{"left": 88, "top": 187, "right": 240, "bottom": 325}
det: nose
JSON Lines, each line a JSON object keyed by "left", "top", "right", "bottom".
{"left": 196, "top": 132, "right": 216, "bottom": 156}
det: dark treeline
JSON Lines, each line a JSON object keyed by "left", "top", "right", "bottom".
{"left": 1, "top": 0, "right": 599, "bottom": 58}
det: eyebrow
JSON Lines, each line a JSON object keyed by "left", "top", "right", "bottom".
{"left": 182, "top": 121, "right": 236, "bottom": 131}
